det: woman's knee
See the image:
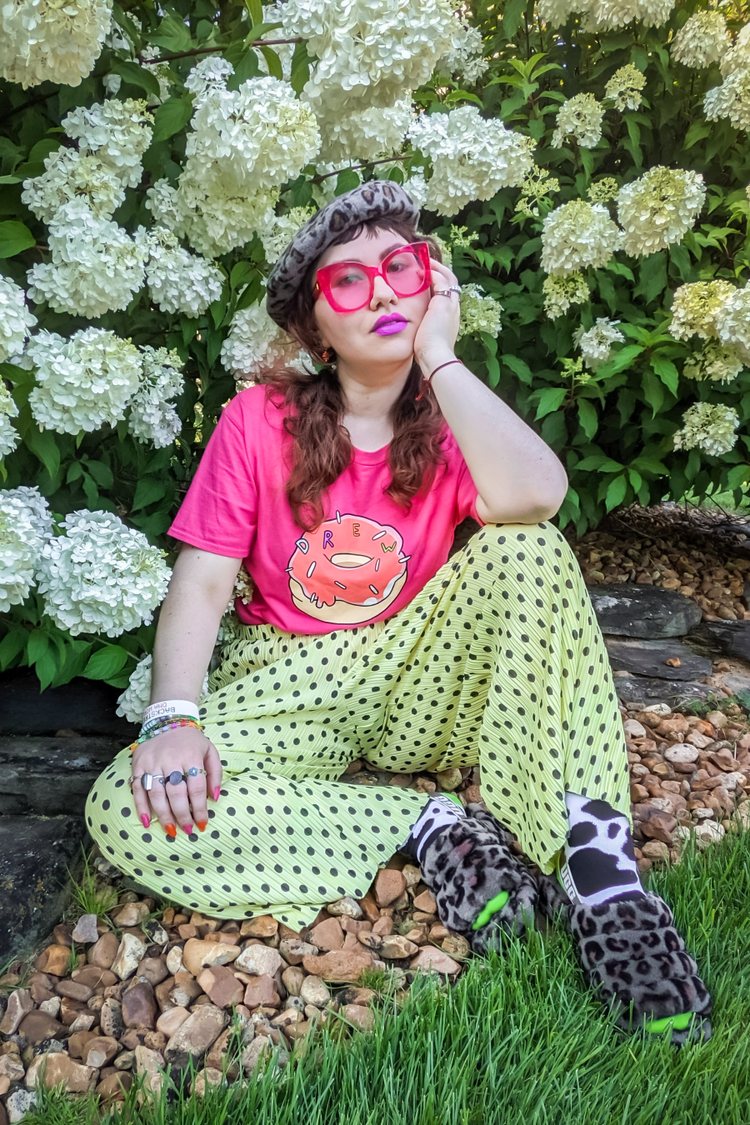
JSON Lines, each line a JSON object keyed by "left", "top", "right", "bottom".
{"left": 467, "top": 520, "right": 570, "bottom": 566}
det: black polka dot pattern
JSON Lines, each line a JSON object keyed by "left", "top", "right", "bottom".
{"left": 84, "top": 523, "right": 630, "bottom": 931}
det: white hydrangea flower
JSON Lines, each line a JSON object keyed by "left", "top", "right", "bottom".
{"left": 37, "top": 510, "right": 171, "bottom": 638}
{"left": 279, "top": 0, "right": 458, "bottom": 117}
{"left": 21, "top": 148, "right": 127, "bottom": 223}
{"left": 144, "top": 179, "right": 183, "bottom": 232}
{"left": 0, "top": 0, "right": 112, "bottom": 88}
{"left": 317, "top": 99, "right": 412, "bottom": 163}
{"left": 671, "top": 11, "right": 731, "bottom": 69}
{"left": 0, "top": 385, "right": 20, "bottom": 458}
{"left": 409, "top": 106, "right": 535, "bottom": 216}
{"left": 457, "top": 284, "right": 503, "bottom": 341}
{"left": 127, "top": 346, "right": 184, "bottom": 449}
{"left": 718, "top": 22, "right": 750, "bottom": 78}
{"left": 184, "top": 55, "right": 234, "bottom": 101}
{"left": 683, "top": 342, "right": 744, "bottom": 384}
{"left": 575, "top": 317, "right": 625, "bottom": 367}
{"left": 27, "top": 327, "right": 142, "bottom": 435}
{"left": 175, "top": 172, "right": 279, "bottom": 259}
{"left": 542, "top": 272, "right": 591, "bottom": 319}
{"left": 402, "top": 171, "right": 429, "bottom": 209}
{"left": 584, "top": 0, "right": 675, "bottom": 32}
{"left": 26, "top": 200, "right": 146, "bottom": 318}
{"left": 116, "top": 653, "right": 212, "bottom": 723}
{"left": 541, "top": 200, "right": 623, "bottom": 275}
{"left": 62, "top": 99, "right": 153, "bottom": 189}
{"left": 605, "top": 65, "right": 646, "bottom": 111}
{"left": 715, "top": 286, "right": 750, "bottom": 364}
{"left": 672, "top": 402, "right": 739, "bottom": 456}
{"left": 260, "top": 207, "right": 316, "bottom": 266}
{"left": 137, "top": 228, "right": 223, "bottom": 317}
{"left": 587, "top": 177, "right": 620, "bottom": 204}
{"left": 704, "top": 68, "right": 750, "bottom": 133}
{"left": 669, "top": 280, "right": 736, "bottom": 341}
{"left": 515, "top": 165, "right": 560, "bottom": 218}
{"left": 436, "top": 21, "right": 488, "bottom": 83}
{"left": 551, "top": 93, "right": 605, "bottom": 148}
{"left": 617, "top": 167, "right": 706, "bottom": 257}
{"left": 139, "top": 46, "right": 173, "bottom": 105}
{"left": 0, "top": 486, "right": 52, "bottom": 611}
{"left": 220, "top": 303, "right": 309, "bottom": 378}
{"left": 0, "top": 275, "right": 37, "bottom": 362}
{"left": 536, "top": 0, "right": 587, "bottom": 27}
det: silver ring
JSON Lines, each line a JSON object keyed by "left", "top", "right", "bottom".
{"left": 186, "top": 767, "right": 207, "bottom": 778}
{"left": 131, "top": 773, "right": 164, "bottom": 791}
{"left": 435, "top": 287, "right": 461, "bottom": 297}
{"left": 162, "top": 770, "right": 187, "bottom": 786}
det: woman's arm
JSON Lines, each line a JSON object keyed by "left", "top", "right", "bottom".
{"left": 130, "top": 545, "right": 243, "bottom": 836}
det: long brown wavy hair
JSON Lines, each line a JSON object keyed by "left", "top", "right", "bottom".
{"left": 255, "top": 217, "right": 450, "bottom": 531}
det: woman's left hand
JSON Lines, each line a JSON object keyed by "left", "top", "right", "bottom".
{"left": 413, "top": 259, "right": 462, "bottom": 368}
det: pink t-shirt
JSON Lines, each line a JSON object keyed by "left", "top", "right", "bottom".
{"left": 167, "top": 385, "right": 484, "bottom": 635}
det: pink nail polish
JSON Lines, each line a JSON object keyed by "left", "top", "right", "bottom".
{"left": 182, "top": 823, "right": 193, "bottom": 836}
{"left": 140, "top": 814, "right": 151, "bottom": 829}
{"left": 212, "top": 787, "right": 221, "bottom": 801}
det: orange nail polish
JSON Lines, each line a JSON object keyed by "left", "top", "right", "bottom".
{"left": 197, "top": 820, "right": 207, "bottom": 832}
{"left": 164, "top": 823, "right": 176, "bottom": 838}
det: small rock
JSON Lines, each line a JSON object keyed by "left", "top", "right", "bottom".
{"left": 88, "top": 932, "right": 119, "bottom": 970}
{"left": 197, "top": 966, "right": 244, "bottom": 1009}
{"left": 38, "top": 997, "right": 61, "bottom": 1018}
{"left": 323, "top": 896, "right": 363, "bottom": 919}
{"left": 373, "top": 869, "right": 406, "bottom": 909}
{"left": 122, "top": 980, "right": 158, "bottom": 1029}
{"left": 281, "top": 966, "right": 305, "bottom": 996}
{"left": 341, "top": 1004, "right": 375, "bottom": 1033}
{"left": 299, "top": 976, "right": 331, "bottom": 1008}
{"left": 194, "top": 1066, "right": 224, "bottom": 1097}
{"left": 242, "top": 1036, "right": 272, "bottom": 1074}
{"left": 156, "top": 1006, "right": 190, "bottom": 1037}
{"left": 639, "top": 811, "right": 677, "bottom": 844}
{"left": 56, "top": 979, "right": 93, "bottom": 1002}
{"left": 84, "top": 1036, "right": 120, "bottom": 1069}
{"left": 17, "top": 1010, "right": 65, "bottom": 1044}
{"left": 308, "top": 918, "right": 344, "bottom": 952}
{"left": 0, "top": 1057, "right": 25, "bottom": 1084}
{"left": 0, "top": 990, "right": 33, "bottom": 1035}
{"left": 234, "top": 945, "right": 283, "bottom": 977}
{"left": 6, "top": 1089, "right": 37, "bottom": 1124}
{"left": 142, "top": 921, "right": 169, "bottom": 946}
{"left": 695, "top": 821, "right": 726, "bottom": 849}
{"left": 182, "top": 939, "right": 240, "bottom": 977}
{"left": 241, "top": 915, "right": 278, "bottom": 938}
{"left": 164, "top": 1004, "right": 228, "bottom": 1067}
{"left": 302, "top": 949, "right": 374, "bottom": 982}
{"left": 409, "top": 948, "right": 461, "bottom": 975}
{"left": 112, "top": 902, "right": 150, "bottom": 928}
{"left": 96, "top": 1071, "right": 133, "bottom": 1101}
{"left": 34, "top": 945, "right": 71, "bottom": 977}
{"left": 663, "top": 744, "right": 700, "bottom": 767}
{"left": 73, "top": 964, "right": 117, "bottom": 989}
{"left": 243, "top": 975, "right": 281, "bottom": 1009}
{"left": 165, "top": 946, "right": 183, "bottom": 975}
{"left": 641, "top": 841, "right": 670, "bottom": 862}
{"left": 26, "top": 1052, "right": 96, "bottom": 1093}
{"left": 68, "top": 1012, "right": 96, "bottom": 1034}
{"left": 99, "top": 997, "right": 124, "bottom": 1039}
{"left": 278, "top": 939, "right": 318, "bottom": 966}
{"left": 440, "top": 934, "right": 471, "bottom": 960}
{"left": 413, "top": 889, "right": 437, "bottom": 913}
{"left": 111, "top": 934, "right": 148, "bottom": 981}
{"left": 71, "top": 914, "right": 100, "bottom": 944}
{"left": 623, "top": 719, "right": 647, "bottom": 738}
{"left": 436, "top": 767, "right": 463, "bottom": 791}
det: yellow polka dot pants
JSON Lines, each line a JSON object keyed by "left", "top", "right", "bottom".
{"left": 86, "top": 523, "right": 630, "bottom": 932}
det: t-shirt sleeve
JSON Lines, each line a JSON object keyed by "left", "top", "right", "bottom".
{"left": 167, "top": 395, "right": 256, "bottom": 557}
{"left": 444, "top": 428, "right": 486, "bottom": 527}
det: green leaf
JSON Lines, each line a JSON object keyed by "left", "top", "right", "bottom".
{"left": 336, "top": 169, "right": 361, "bottom": 194}
{"left": 684, "top": 121, "right": 710, "bottom": 150}
{"left": 25, "top": 426, "right": 61, "bottom": 480}
{"left": 0, "top": 627, "right": 27, "bottom": 667}
{"left": 152, "top": 97, "right": 194, "bottom": 143}
{"left": 577, "top": 399, "right": 598, "bottom": 440}
{"left": 641, "top": 370, "right": 665, "bottom": 419}
{"left": 132, "top": 476, "right": 167, "bottom": 511}
{"left": 633, "top": 252, "right": 667, "bottom": 305}
{"left": 503, "top": 0, "right": 527, "bottom": 38}
{"left": 258, "top": 45, "right": 283, "bottom": 79}
{"left": 534, "top": 386, "right": 567, "bottom": 420}
{"left": 26, "top": 629, "right": 50, "bottom": 666}
{"left": 575, "top": 454, "right": 624, "bottom": 472}
{"left": 650, "top": 355, "right": 679, "bottom": 396}
{"left": 500, "top": 354, "right": 533, "bottom": 385}
{"left": 85, "top": 460, "right": 114, "bottom": 488}
{"left": 111, "top": 59, "right": 161, "bottom": 97}
{"left": 83, "top": 645, "right": 130, "bottom": 680}
{"left": 604, "top": 474, "right": 628, "bottom": 512}
{"left": 0, "top": 220, "right": 35, "bottom": 258}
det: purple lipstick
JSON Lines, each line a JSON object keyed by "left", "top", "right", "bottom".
{"left": 373, "top": 314, "right": 407, "bottom": 336}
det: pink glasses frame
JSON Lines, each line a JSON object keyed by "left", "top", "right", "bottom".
{"left": 312, "top": 241, "right": 432, "bottom": 313}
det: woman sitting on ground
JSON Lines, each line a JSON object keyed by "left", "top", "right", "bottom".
{"left": 86, "top": 180, "right": 711, "bottom": 1045}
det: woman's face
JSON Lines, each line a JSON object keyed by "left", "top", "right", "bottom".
{"left": 311, "top": 227, "right": 433, "bottom": 371}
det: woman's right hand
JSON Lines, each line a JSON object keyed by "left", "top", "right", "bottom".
{"left": 130, "top": 726, "right": 223, "bottom": 837}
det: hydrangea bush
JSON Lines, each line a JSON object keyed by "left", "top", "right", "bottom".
{"left": 0, "top": 0, "right": 748, "bottom": 693}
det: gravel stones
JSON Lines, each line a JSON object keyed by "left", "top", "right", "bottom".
{"left": 164, "top": 1004, "right": 227, "bottom": 1068}
{"left": 111, "top": 935, "right": 147, "bottom": 981}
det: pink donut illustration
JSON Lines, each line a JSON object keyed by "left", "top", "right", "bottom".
{"left": 286, "top": 511, "right": 410, "bottom": 624}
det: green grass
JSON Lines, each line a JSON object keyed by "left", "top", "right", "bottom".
{"left": 65, "top": 847, "right": 119, "bottom": 922}
{"left": 23, "top": 826, "right": 750, "bottom": 1125}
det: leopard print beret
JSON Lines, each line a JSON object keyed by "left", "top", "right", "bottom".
{"left": 265, "top": 180, "right": 420, "bottom": 330}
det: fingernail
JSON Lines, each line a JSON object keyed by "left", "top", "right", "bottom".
{"left": 197, "top": 820, "right": 207, "bottom": 832}
{"left": 140, "top": 814, "right": 150, "bottom": 829}
{"left": 164, "top": 823, "right": 176, "bottom": 839}
{"left": 212, "top": 787, "right": 221, "bottom": 801}
{"left": 182, "top": 823, "right": 193, "bottom": 836}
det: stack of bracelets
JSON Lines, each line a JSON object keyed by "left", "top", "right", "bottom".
{"left": 126, "top": 698, "right": 204, "bottom": 754}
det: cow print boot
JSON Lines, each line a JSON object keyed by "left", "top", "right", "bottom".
{"left": 415, "top": 802, "right": 538, "bottom": 954}
{"left": 562, "top": 793, "right": 712, "bottom": 1044}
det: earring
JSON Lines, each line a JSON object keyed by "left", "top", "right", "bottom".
{"left": 321, "top": 347, "right": 334, "bottom": 363}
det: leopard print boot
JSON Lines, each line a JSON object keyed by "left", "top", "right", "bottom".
{"left": 417, "top": 802, "right": 538, "bottom": 954}
{"left": 568, "top": 890, "right": 712, "bottom": 1044}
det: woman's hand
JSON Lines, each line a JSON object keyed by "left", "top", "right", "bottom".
{"left": 130, "top": 726, "right": 223, "bottom": 837}
{"left": 413, "top": 259, "right": 462, "bottom": 370}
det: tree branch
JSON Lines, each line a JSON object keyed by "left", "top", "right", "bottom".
{"left": 313, "top": 152, "right": 411, "bottom": 183}
{"left": 139, "top": 37, "right": 303, "bottom": 65}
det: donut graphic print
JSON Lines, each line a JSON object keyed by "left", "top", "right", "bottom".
{"left": 285, "top": 511, "right": 411, "bottom": 625}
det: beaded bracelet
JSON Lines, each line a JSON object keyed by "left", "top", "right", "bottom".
{"left": 140, "top": 713, "right": 201, "bottom": 737}
{"left": 128, "top": 718, "right": 204, "bottom": 753}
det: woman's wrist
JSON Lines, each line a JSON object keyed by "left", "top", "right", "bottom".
{"left": 416, "top": 345, "right": 457, "bottom": 374}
